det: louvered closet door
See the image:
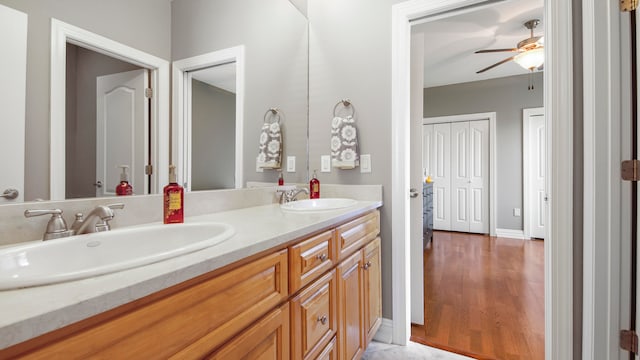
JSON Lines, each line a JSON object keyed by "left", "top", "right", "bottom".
{"left": 431, "top": 123, "right": 451, "bottom": 231}
{"left": 451, "top": 120, "right": 489, "bottom": 233}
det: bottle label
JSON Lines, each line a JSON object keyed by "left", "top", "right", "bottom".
{"left": 313, "top": 184, "right": 319, "bottom": 192}
{"left": 169, "top": 192, "right": 181, "bottom": 210}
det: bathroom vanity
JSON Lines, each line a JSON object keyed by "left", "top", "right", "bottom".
{"left": 0, "top": 201, "right": 382, "bottom": 360}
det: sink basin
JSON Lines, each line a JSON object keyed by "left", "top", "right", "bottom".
{"left": 280, "top": 198, "right": 358, "bottom": 212}
{"left": 0, "top": 222, "right": 235, "bottom": 290}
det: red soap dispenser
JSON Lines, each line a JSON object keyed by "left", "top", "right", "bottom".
{"left": 164, "top": 165, "right": 184, "bottom": 224}
{"left": 278, "top": 172, "right": 284, "bottom": 186}
{"left": 310, "top": 170, "right": 320, "bottom": 199}
{"left": 115, "top": 165, "right": 133, "bottom": 196}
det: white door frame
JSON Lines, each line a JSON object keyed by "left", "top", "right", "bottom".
{"left": 582, "top": 1, "right": 624, "bottom": 359}
{"left": 391, "top": 3, "right": 574, "bottom": 360}
{"left": 50, "top": 19, "right": 169, "bottom": 200}
{"left": 172, "top": 46, "right": 245, "bottom": 190}
{"left": 523, "top": 107, "right": 545, "bottom": 240}
{"left": 423, "top": 112, "right": 497, "bottom": 236}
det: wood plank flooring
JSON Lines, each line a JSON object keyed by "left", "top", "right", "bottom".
{"left": 411, "top": 231, "right": 544, "bottom": 360}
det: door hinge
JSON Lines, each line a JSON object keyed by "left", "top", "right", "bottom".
{"left": 621, "top": 330, "right": 639, "bottom": 354}
{"left": 621, "top": 0, "right": 639, "bottom": 11}
{"left": 145, "top": 164, "right": 153, "bottom": 175}
{"left": 145, "top": 88, "right": 153, "bottom": 98}
{"left": 622, "top": 160, "right": 640, "bottom": 181}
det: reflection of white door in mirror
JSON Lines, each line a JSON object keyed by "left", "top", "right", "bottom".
{"left": 96, "top": 70, "right": 148, "bottom": 197}
{"left": 50, "top": 19, "right": 170, "bottom": 200}
{"left": 173, "top": 46, "right": 245, "bottom": 191}
{"left": 0, "top": 4, "right": 27, "bottom": 203}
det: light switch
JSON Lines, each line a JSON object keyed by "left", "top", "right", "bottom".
{"left": 321, "top": 155, "right": 331, "bottom": 172}
{"left": 360, "top": 154, "right": 371, "bottom": 173}
{"left": 287, "top": 156, "right": 296, "bottom": 172}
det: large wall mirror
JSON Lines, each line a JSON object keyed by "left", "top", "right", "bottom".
{"left": 0, "top": 0, "right": 309, "bottom": 204}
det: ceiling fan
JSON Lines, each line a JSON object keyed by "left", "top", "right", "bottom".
{"left": 475, "top": 19, "right": 544, "bottom": 74}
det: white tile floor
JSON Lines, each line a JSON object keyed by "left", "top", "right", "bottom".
{"left": 362, "top": 341, "right": 475, "bottom": 360}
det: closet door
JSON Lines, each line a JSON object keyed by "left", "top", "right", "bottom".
{"left": 432, "top": 123, "right": 451, "bottom": 231}
{"left": 422, "top": 124, "right": 433, "bottom": 179}
{"left": 468, "top": 120, "right": 489, "bottom": 234}
{"left": 450, "top": 122, "right": 470, "bottom": 232}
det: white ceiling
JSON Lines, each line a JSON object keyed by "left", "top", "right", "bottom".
{"left": 412, "top": 0, "right": 544, "bottom": 88}
{"left": 191, "top": 62, "right": 237, "bottom": 93}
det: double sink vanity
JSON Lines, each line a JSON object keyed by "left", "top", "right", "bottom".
{"left": 0, "top": 187, "right": 383, "bottom": 359}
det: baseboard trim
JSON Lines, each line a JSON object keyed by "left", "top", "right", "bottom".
{"left": 495, "top": 228, "right": 526, "bottom": 240}
{"left": 372, "top": 318, "right": 393, "bottom": 343}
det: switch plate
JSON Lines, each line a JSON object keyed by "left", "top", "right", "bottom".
{"left": 321, "top": 155, "right": 331, "bottom": 172}
{"left": 255, "top": 160, "right": 263, "bottom": 173}
{"left": 513, "top": 208, "right": 521, "bottom": 217}
{"left": 360, "top": 154, "right": 371, "bottom": 173}
{"left": 287, "top": 156, "right": 296, "bottom": 172}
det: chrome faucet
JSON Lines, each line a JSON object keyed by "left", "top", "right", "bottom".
{"left": 279, "top": 188, "right": 309, "bottom": 204}
{"left": 71, "top": 203, "right": 125, "bottom": 235}
{"left": 24, "top": 203, "right": 124, "bottom": 241}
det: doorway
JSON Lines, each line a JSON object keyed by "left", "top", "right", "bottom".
{"left": 391, "top": 0, "right": 575, "bottom": 359}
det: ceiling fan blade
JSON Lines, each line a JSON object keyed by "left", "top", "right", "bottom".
{"left": 475, "top": 48, "right": 519, "bottom": 54}
{"left": 476, "top": 55, "right": 516, "bottom": 74}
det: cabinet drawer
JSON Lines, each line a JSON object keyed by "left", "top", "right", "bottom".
{"left": 15, "top": 250, "right": 288, "bottom": 360}
{"left": 336, "top": 211, "right": 380, "bottom": 260}
{"left": 206, "top": 303, "right": 290, "bottom": 360}
{"left": 316, "top": 336, "right": 338, "bottom": 360}
{"left": 290, "top": 270, "right": 337, "bottom": 360}
{"left": 290, "top": 229, "right": 335, "bottom": 293}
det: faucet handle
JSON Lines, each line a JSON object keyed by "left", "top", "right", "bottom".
{"left": 24, "top": 208, "right": 73, "bottom": 241}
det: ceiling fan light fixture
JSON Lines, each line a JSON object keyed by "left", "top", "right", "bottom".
{"left": 514, "top": 48, "right": 544, "bottom": 71}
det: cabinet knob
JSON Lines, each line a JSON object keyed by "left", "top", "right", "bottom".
{"left": 317, "top": 315, "right": 328, "bottom": 325}
{"left": 362, "top": 261, "right": 372, "bottom": 270}
{"left": 316, "top": 253, "right": 328, "bottom": 262}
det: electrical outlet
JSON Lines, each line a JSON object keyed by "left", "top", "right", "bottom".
{"left": 321, "top": 155, "right": 331, "bottom": 172}
{"left": 513, "top": 208, "right": 521, "bottom": 217}
{"left": 360, "top": 154, "right": 371, "bottom": 173}
{"left": 256, "top": 160, "right": 263, "bottom": 173}
{"left": 287, "top": 156, "right": 295, "bottom": 172}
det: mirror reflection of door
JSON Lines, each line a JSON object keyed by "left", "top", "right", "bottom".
{"left": 96, "top": 69, "right": 148, "bottom": 197}
{"left": 65, "top": 44, "right": 150, "bottom": 199}
{"left": 188, "top": 62, "right": 237, "bottom": 191}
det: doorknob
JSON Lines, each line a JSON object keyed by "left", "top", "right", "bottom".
{"left": 0, "top": 188, "right": 19, "bottom": 200}
{"left": 409, "top": 188, "right": 419, "bottom": 198}
{"left": 94, "top": 181, "right": 103, "bottom": 188}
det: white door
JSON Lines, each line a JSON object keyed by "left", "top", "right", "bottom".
{"left": 449, "top": 120, "right": 489, "bottom": 233}
{"left": 423, "top": 124, "right": 433, "bottom": 179}
{"left": 0, "top": 4, "right": 27, "bottom": 203}
{"left": 432, "top": 123, "right": 451, "bottom": 230}
{"left": 409, "top": 33, "right": 425, "bottom": 325}
{"left": 96, "top": 69, "right": 148, "bottom": 197}
{"left": 468, "top": 120, "right": 490, "bottom": 234}
{"left": 451, "top": 122, "right": 470, "bottom": 232}
{"left": 525, "top": 111, "right": 546, "bottom": 239}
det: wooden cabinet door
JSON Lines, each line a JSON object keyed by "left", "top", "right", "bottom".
{"left": 290, "top": 270, "right": 337, "bottom": 360}
{"left": 206, "top": 303, "right": 290, "bottom": 360}
{"left": 336, "top": 250, "right": 365, "bottom": 360}
{"left": 363, "top": 237, "right": 382, "bottom": 343}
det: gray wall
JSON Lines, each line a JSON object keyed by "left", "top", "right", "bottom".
{"left": 423, "top": 73, "right": 544, "bottom": 230}
{"left": 172, "top": 0, "right": 308, "bottom": 186}
{"left": 0, "top": 0, "right": 171, "bottom": 200}
{"left": 65, "top": 44, "right": 140, "bottom": 199}
{"left": 191, "top": 80, "right": 236, "bottom": 190}
{"left": 308, "top": 0, "right": 406, "bottom": 319}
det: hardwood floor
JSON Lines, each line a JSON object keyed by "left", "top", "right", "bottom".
{"left": 411, "top": 231, "right": 544, "bottom": 360}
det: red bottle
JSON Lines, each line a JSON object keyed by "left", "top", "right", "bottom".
{"left": 310, "top": 170, "right": 320, "bottom": 199}
{"left": 278, "top": 172, "right": 284, "bottom": 186}
{"left": 115, "top": 165, "right": 133, "bottom": 196}
{"left": 164, "top": 165, "right": 184, "bottom": 224}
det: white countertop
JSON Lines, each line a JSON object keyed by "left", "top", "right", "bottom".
{"left": 0, "top": 201, "right": 382, "bottom": 349}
